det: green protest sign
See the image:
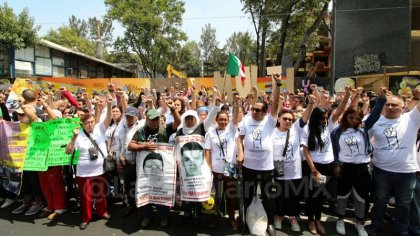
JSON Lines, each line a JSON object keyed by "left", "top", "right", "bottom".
{"left": 23, "top": 118, "right": 80, "bottom": 171}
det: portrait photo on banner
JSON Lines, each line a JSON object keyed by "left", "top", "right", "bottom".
{"left": 135, "top": 143, "right": 177, "bottom": 207}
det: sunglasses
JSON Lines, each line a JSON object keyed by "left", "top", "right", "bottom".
{"left": 282, "top": 117, "right": 293, "bottom": 122}
{"left": 251, "top": 108, "right": 263, "bottom": 113}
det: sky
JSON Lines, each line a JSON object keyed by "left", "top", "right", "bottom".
{"left": 4, "top": 0, "right": 255, "bottom": 46}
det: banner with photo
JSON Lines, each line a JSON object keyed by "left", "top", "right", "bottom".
{"left": 135, "top": 143, "right": 177, "bottom": 207}
{"left": 175, "top": 134, "right": 212, "bottom": 202}
{"left": 0, "top": 121, "right": 30, "bottom": 195}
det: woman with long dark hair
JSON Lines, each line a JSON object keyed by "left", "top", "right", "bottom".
{"left": 331, "top": 88, "right": 387, "bottom": 236}
{"left": 301, "top": 87, "right": 351, "bottom": 235}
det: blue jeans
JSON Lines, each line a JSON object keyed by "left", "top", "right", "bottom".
{"left": 409, "top": 175, "right": 420, "bottom": 234}
{"left": 371, "top": 167, "right": 416, "bottom": 236}
{"left": 143, "top": 204, "right": 170, "bottom": 219}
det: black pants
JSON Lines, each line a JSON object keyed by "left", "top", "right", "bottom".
{"left": 242, "top": 166, "right": 275, "bottom": 224}
{"left": 336, "top": 163, "right": 371, "bottom": 220}
{"left": 123, "top": 162, "right": 137, "bottom": 207}
{"left": 302, "top": 162, "right": 335, "bottom": 221}
{"left": 21, "top": 170, "right": 43, "bottom": 198}
{"left": 274, "top": 179, "right": 301, "bottom": 217}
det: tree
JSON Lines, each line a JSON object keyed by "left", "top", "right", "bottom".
{"left": 0, "top": 3, "right": 38, "bottom": 50}
{"left": 168, "top": 41, "right": 201, "bottom": 77}
{"left": 43, "top": 27, "right": 96, "bottom": 56}
{"left": 198, "top": 23, "right": 218, "bottom": 65}
{"left": 241, "top": 0, "right": 275, "bottom": 76}
{"left": 224, "top": 31, "right": 255, "bottom": 66}
{"left": 105, "top": 0, "right": 187, "bottom": 78}
{"left": 292, "top": 1, "right": 329, "bottom": 73}
{"left": 68, "top": 15, "right": 88, "bottom": 38}
{"left": 68, "top": 15, "right": 114, "bottom": 48}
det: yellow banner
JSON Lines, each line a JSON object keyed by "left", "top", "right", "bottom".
{"left": 0, "top": 121, "right": 30, "bottom": 170}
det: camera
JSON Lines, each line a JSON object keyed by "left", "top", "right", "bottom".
{"left": 88, "top": 147, "right": 99, "bottom": 161}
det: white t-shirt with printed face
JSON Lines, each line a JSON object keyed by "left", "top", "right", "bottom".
{"left": 338, "top": 128, "right": 370, "bottom": 164}
{"left": 205, "top": 123, "right": 237, "bottom": 174}
{"left": 238, "top": 115, "right": 276, "bottom": 171}
{"left": 369, "top": 108, "right": 420, "bottom": 173}
{"left": 75, "top": 123, "right": 108, "bottom": 177}
{"left": 272, "top": 121, "right": 303, "bottom": 180}
{"left": 300, "top": 117, "right": 335, "bottom": 164}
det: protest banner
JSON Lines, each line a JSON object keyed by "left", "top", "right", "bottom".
{"left": 135, "top": 144, "right": 177, "bottom": 207}
{"left": 0, "top": 121, "right": 30, "bottom": 170}
{"left": 175, "top": 134, "right": 212, "bottom": 202}
{"left": 23, "top": 118, "right": 80, "bottom": 171}
{"left": 37, "top": 77, "right": 151, "bottom": 94}
{"left": 0, "top": 121, "right": 30, "bottom": 195}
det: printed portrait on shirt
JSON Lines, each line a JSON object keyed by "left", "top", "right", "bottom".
{"left": 383, "top": 126, "right": 400, "bottom": 148}
{"left": 252, "top": 128, "right": 262, "bottom": 150}
{"left": 344, "top": 134, "right": 360, "bottom": 154}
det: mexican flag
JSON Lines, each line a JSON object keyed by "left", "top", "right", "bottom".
{"left": 226, "top": 52, "right": 246, "bottom": 86}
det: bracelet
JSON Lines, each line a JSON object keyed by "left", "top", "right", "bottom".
{"left": 276, "top": 83, "right": 282, "bottom": 87}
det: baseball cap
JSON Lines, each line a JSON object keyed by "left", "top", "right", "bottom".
{"left": 124, "top": 107, "right": 138, "bottom": 117}
{"left": 146, "top": 109, "right": 160, "bottom": 120}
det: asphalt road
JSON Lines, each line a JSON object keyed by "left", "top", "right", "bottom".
{"left": 0, "top": 199, "right": 398, "bottom": 236}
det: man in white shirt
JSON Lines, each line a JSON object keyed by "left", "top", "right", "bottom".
{"left": 116, "top": 107, "right": 141, "bottom": 216}
{"left": 237, "top": 74, "right": 282, "bottom": 236}
{"left": 366, "top": 95, "right": 420, "bottom": 236}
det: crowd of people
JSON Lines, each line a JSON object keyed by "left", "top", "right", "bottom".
{"left": 0, "top": 75, "right": 419, "bottom": 236}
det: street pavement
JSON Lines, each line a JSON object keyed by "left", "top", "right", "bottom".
{"left": 0, "top": 199, "right": 398, "bottom": 236}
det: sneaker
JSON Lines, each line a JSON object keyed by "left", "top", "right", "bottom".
{"left": 54, "top": 209, "right": 68, "bottom": 215}
{"left": 1, "top": 198, "right": 17, "bottom": 208}
{"left": 355, "top": 223, "right": 368, "bottom": 236}
{"left": 289, "top": 216, "right": 301, "bottom": 232}
{"left": 141, "top": 217, "right": 151, "bottom": 227}
{"left": 336, "top": 219, "right": 346, "bottom": 235}
{"left": 47, "top": 212, "right": 58, "bottom": 220}
{"left": 25, "top": 203, "right": 44, "bottom": 216}
{"left": 39, "top": 208, "right": 53, "bottom": 218}
{"left": 274, "top": 215, "right": 283, "bottom": 230}
{"left": 12, "top": 203, "right": 31, "bottom": 214}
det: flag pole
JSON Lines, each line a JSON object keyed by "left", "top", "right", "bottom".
{"left": 222, "top": 70, "right": 227, "bottom": 103}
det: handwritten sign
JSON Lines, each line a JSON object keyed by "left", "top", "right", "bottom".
{"left": 23, "top": 118, "right": 80, "bottom": 171}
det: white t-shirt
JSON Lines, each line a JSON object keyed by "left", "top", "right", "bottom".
{"left": 204, "top": 123, "right": 238, "bottom": 174}
{"left": 338, "top": 128, "right": 370, "bottom": 164}
{"left": 301, "top": 117, "right": 335, "bottom": 164}
{"left": 369, "top": 108, "right": 420, "bottom": 173}
{"left": 238, "top": 115, "right": 276, "bottom": 171}
{"left": 116, "top": 120, "right": 142, "bottom": 163}
{"left": 157, "top": 107, "right": 174, "bottom": 124}
{"left": 272, "top": 121, "right": 303, "bottom": 180}
{"left": 75, "top": 122, "right": 108, "bottom": 177}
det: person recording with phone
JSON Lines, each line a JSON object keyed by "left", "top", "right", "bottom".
{"left": 301, "top": 85, "right": 350, "bottom": 235}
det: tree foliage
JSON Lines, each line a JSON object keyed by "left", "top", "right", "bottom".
{"left": 242, "top": 0, "right": 330, "bottom": 76}
{"left": 0, "top": 3, "right": 38, "bottom": 50}
{"left": 43, "top": 26, "right": 96, "bottom": 56}
{"left": 167, "top": 41, "right": 201, "bottom": 77}
{"left": 199, "top": 23, "right": 218, "bottom": 64}
{"left": 105, "top": 0, "right": 187, "bottom": 78}
{"left": 224, "top": 31, "right": 255, "bottom": 66}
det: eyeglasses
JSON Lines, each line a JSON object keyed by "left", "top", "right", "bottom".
{"left": 251, "top": 108, "right": 263, "bottom": 113}
{"left": 282, "top": 117, "right": 293, "bottom": 122}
